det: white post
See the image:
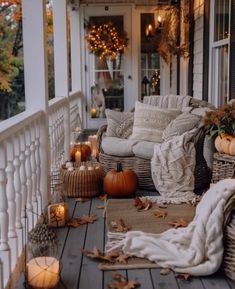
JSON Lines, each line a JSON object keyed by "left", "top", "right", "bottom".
{"left": 22, "top": 0, "right": 50, "bottom": 209}
{"left": 53, "top": 0, "right": 69, "bottom": 97}
{"left": 53, "top": 0, "right": 70, "bottom": 161}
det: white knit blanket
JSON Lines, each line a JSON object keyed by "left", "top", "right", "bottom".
{"left": 151, "top": 128, "right": 198, "bottom": 202}
{"left": 106, "top": 179, "right": 235, "bottom": 276}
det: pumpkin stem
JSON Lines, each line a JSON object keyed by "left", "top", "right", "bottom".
{"left": 117, "top": 162, "right": 123, "bottom": 172}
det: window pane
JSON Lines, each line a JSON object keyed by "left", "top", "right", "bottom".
{"left": 214, "top": 0, "right": 229, "bottom": 41}
{"left": 89, "top": 16, "right": 124, "bottom": 116}
{"left": 140, "top": 13, "right": 160, "bottom": 98}
{"left": 213, "top": 45, "right": 229, "bottom": 106}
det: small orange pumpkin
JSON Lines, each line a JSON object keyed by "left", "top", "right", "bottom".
{"left": 70, "top": 144, "right": 92, "bottom": 162}
{"left": 104, "top": 163, "right": 138, "bottom": 197}
{"left": 215, "top": 133, "right": 235, "bottom": 155}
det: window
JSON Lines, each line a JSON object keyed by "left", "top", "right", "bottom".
{"left": 209, "top": 0, "right": 230, "bottom": 106}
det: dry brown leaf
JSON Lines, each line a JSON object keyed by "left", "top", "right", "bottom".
{"left": 176, "top": 273, "right": 191, "bottom": 281}
{"left": 168, "top": 218, "right": 190, "bottom": 228}
{"left": 82, "top": 246, "right": 102, "bottom": 259}
{"left": 160, "top": 268, "right": 171, "bottom": 275}
{"left": 107, "top": 273, "right": 140, "bottom": 289}
{"left": 96, "top": 204, "right": 105, "bottom": 209}
{"left": 115, "top": 253, "right": 129, "bottom": 264}
{"left": 99, "top": 194, "right": 108, "bottom": 201}
{"left": 66, "top": 218, "right": 81, "bottom": 228}
{"left": 110, "top": 218, "right": 130, "bottom": 232}
{"left": 134, "top": 197, "right": 152, "bottom": 211}
{"left": 78, "top": 214, "right": 98, "bottom": 224}
{"left": 153, "top": 209, "right": 167, "bottom": 219}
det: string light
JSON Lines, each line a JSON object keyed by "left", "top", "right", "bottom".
{"left": 85, "top": 23, "right": 128, "bottom": 60}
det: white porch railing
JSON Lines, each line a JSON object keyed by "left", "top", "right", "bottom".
{"left": 0, "top": 91, "right": 82, "bottom": 289}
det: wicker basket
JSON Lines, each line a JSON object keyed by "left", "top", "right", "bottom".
{"left": 223, "top": 214, "right": 235, "bottom": 280}
{"left": 61, "top": 161, "right": 104, "bottom": 198}
{"left": 212, "top": 153, "right": 235, "bottom": 183}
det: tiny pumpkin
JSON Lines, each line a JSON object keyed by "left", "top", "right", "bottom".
{"left": 104, "top": 163, "right": 138, "bottom": 197}
{"left": 215, "top": 133, "right": 235, "bottom": 155}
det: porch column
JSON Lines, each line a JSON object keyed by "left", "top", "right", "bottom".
{"left": 53, "top": 0, "right": 70, "bottom": 160}
{"left": 22, "top": 0, "right": 50, "bottom": 208}
{"left": 69, "top": 4, "right": 83, "bottom": 121}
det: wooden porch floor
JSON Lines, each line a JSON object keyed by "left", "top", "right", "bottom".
{"left": 15, "top": 197, "right": 235, "bottom": 289}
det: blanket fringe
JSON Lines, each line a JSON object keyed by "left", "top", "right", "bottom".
{"left": 140, "top": 195, "right": 200, "bottom": 205}
{"left": 105, "top": 232, "right": 126, "bottom": 253}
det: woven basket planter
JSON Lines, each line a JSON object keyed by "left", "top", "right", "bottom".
{"left": 212, "top": 153, "right": 235, "bottom": 183}
{"left": 223, "top": 214, "right": 235, "bottom": 280}
{"left": 61, "top": 161, "right": 104, "bottom": 198}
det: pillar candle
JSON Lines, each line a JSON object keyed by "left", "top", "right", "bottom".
{"left": 75, "top": 151, "right": 81, "bottom": 162}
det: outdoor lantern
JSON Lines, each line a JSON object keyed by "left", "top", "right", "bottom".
{"left": 48, "top": 168, "right": 69, "bottom": 227}
{"left": 26, "top": 224, "right": 60, "bottom": 289}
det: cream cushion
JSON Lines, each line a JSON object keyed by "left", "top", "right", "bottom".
{"left": 105, "top": 109, "right": 134, "bottom": 139}
{"left": 132, "top": 141, "right": 155, "bottom": 160}
{"left": 162, "top": 112, "right": 201, "bottom": 141}
{"left": 101, "top": 137, "right": 138, "bottom": 157}
{"left": 129, "top": 101, "right": 181, "bottom": 143}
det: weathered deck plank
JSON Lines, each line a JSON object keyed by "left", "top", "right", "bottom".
{"left": 78, "top": 198, "right": 105, "bottom": 289}
{"left": 14, "top": 197, "right": 235, "bottom": 289}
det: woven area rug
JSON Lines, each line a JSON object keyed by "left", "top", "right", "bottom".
{"left": 99, "top": 198, "right": 196, "bottom": 270}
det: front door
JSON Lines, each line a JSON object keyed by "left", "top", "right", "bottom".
{"left": 81, "top": 5, "right": 132, "bottom": 129}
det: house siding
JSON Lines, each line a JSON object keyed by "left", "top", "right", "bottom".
{"left": 193, "top": 0, "right": 204, "bottom": 99}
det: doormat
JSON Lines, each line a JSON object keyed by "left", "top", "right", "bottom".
{"left": 99, "top": 198, "right": 195, "bottom": 270}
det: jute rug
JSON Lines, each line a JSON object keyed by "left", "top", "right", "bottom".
{"left": 99, "top": 198, "right": 196, "bottom": 270}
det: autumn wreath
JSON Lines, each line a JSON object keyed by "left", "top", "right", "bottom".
{"left": 85, "top": 22, "right": 128, "bottom": 60}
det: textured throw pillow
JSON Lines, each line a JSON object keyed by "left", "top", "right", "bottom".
{"left": 129, "top": 101, "right": 181, "bottom": 143}
{"left": 105, "top": 109, "right": 134, "bottom": 139}
{"left": 162, "top": 112, "right": 201, "bottom": 141}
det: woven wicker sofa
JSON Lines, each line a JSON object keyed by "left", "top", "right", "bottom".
{"left": 97, "top": 98, "right": 214, "bottom": 194}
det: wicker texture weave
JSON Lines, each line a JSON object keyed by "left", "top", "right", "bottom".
{"left": 98, "top": 127, "right": 211, "bottom": 194}
{"left": 212, "top": 153, "right": 235, "bottom": 183}
{"left": 61, "top": 162, "right": 104, "bottom": 198}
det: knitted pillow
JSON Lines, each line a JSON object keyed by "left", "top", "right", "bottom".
{"left": 105, "top": 109, "right": 134, "bottom": 139}
{"left": 162, "top": 112, "right": 201, "bottom": 141}
{"left": 129, "top": 102, "right": 181, "bottom": 143}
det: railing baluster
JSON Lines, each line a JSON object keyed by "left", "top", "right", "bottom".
{"left": 13, "top": 134, "right": 24, "bottom": 258}
{"left": 35, "top": 120, "right": 42, "bottom": 214}
{"left": 5, "top": 138, "right": 18, "bottom": 271}
{"left": 30, "top": 123, "right": 38, "bottom": 223}
{"left": 25, "top": 127, "right": 33, "bottom": 230}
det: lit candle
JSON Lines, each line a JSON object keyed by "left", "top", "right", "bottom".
{"left": 75, "top": 151, "right": 81, "bottom": 162}
{"left": 88, "top": 135, "right": 98, "bottom": 157}
{"left": 90, "top": 107, "right": 97, "bottom": 118}
{"left": 27, "top": 257, "right": 60, "bottom": 288}
{"left": 157, "top": 15, "right": 162, "bottom": 23}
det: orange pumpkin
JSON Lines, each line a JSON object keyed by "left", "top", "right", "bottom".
{"left": 104, "top": 163, "right": 138, "bottom": 197}
{"left": 70, "top": 144, "right": 92, "bottom": 162}
{"left": 215, "top": 133, "right": 235, "bottom": 155}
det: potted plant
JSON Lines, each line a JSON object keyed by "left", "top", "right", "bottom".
{"left": 203, "top": 101, "right": 235, "bottom": 155}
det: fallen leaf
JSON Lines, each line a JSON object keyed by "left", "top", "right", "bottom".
{"left": 134, "top": 197, "right": 152, "bottom": 211}
{"left": 115, "top": 253, "right": 129, "bottom": 264}
{"left": 99, "top": 194, "right": 108, "bottom": 201}
{"left": 160, "top": 268, "right": 171, "bottom": 275}
{"left": 82, "top": 246, "right": 102, "bottom": 259}
{"left": 107, "top": 273, "right": 140, "bottom": 289}
{"left": 66, "top": 218, "right": 81, "bottom": 228}
{"left": 168, "top": 218, "right": 190, "bottom": 228}
{"left": 153, "top": 209, "right": 167, "bottom": 218}
{"left": 78, "top": 214, "right": 98, "bottom": 224}
{"left": 176, "top": 273, "right": 191, "bottom": 281}
{"left": 96, "top": 204, "right": 105, "bottom": 209}
{"left": 103, "top": 251, "right": 121, "bottom": 263}
{"left": 110, "top": 218, "right": 130, "bottom": 232}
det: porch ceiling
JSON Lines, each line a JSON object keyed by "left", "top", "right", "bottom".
{"left": 79, "top": 0, "right": 172, "bottom": 5}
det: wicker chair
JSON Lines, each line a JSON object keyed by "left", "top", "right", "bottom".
{"left": 97, "top": 98, "right": 214, "bottom": 194}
